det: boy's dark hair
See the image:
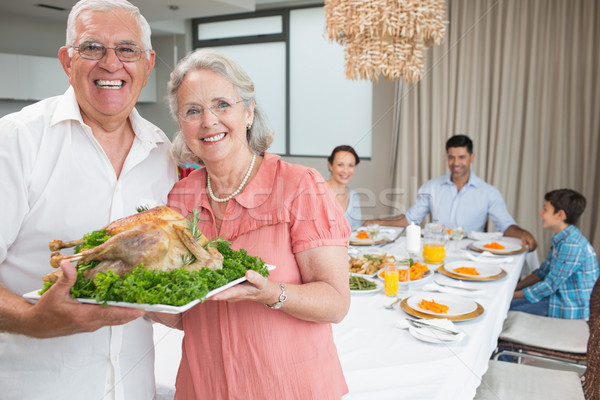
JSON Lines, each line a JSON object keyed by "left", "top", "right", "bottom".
{"left": 446, "top": 135, "right": 473, "bottom": 154}
{"left": 544, "top": 189, "right": 587, "bottom": 225}
{"left": 328, "top": 145, "right": 360, "bottom": 165}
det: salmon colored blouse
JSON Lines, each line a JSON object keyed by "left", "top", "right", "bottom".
{"left": 168, "top": 153, "right": 350, "bottom": 399}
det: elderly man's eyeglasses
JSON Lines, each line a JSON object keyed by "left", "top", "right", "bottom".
{"left": 178, "top": 100, "right": 244, "bottom": 122}
{"left": 71, "top": 42, "right": 148, "bottom": 62}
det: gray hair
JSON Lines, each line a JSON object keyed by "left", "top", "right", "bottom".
{"left": 168, "top": 48, "right": 274, "bottom": 166}
{"left": 66, "top": 0, "right": 152, "bottom": 59}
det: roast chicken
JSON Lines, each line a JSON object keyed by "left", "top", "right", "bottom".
{"left": 44, "top": 206, "right": 223, "bottom": 282}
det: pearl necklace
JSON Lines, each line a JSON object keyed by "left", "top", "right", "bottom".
{"left": 207, "top": 153, "right": 257, "bottom": 203}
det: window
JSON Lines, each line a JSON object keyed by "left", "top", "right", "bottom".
{"left": 193, "top": 6, "right": 372, "bottom": 158}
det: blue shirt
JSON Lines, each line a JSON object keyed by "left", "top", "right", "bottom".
{"left": 345, "top": 188, "right": 362, "bottom": 231}
{"left": 523, "top": 225, "right": 599, "bottom": 319}
{"left": 404, "top": 172, "right": 516, "bottom": 234}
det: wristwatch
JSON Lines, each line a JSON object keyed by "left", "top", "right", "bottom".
{"left": 265, "top": 283, "right": 287, "bottom": 309}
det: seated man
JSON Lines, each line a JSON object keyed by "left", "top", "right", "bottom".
{"left": 511, "top": 189, "right": 599, "bottom": 319}
{"left": 365, "top": 135, "right": 537, "bottom": 250}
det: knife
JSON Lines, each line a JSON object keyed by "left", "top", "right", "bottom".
{"left": 405, "top": 318, "right": 459, "bottom": 335}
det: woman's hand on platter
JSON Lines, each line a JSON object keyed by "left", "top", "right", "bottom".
{"left": 209, "top": 270, "right": 280, "bottom": 305}
{"left": 210, "top": 246, "right": 350, "bottom": 324}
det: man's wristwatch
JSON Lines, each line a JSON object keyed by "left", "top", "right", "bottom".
{"left": 265, "top": 283, "right": 287, "bottom": 309}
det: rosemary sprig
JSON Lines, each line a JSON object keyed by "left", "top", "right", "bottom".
{"left": 187, "top": 208, "right": 202, "bottom": 242}
{"left": 182, "top": 208, "right": 231, "bottom": 266}
{"left": 206, "top": 235, "right": 232, "bottom": 249}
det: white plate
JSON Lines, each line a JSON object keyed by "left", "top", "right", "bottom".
{"left": 348, "top": 251, "right": 396, "bottom": 277}
{"left": 349, "top": 274, "right": 383, "bottom": 295}
{"left": 379, "top": 228, "right": 401, "bottom": 241}
{"left": 406, "top": 293, "right": 478, "bottom": 317}
{"left": 471, "top": 240, "right": 524, "bottom": 254}
{"left": 349, "top": 231, "right": 387, "bottom": 245}
{"left": 444, "top": 260, "right": 501, "bottom": 279}
{"left": 24, "top": 265, "right": 276, "bottom": 314}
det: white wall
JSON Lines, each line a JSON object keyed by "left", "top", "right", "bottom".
{"left": 0, "top": 11, "right": 396, "bottom": 219}
{"left": 0, "top": 13, "right": 66, "bottom": 117}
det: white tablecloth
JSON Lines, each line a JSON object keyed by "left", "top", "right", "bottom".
{"left": 153, "top": 231, "right": 526, "bottom": 400}
{"left": 337, "top": 231, "right": 525, "bottom": 400}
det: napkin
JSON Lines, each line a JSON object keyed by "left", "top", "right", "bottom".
{"left": 422, "top": 282, "right": 484, "bottom": 296}
{"left": 463, "top": 251, "right": 514, "bottom": 264}
{"left": 396, "top": 318, "right": 466, "bottom": 343}
{"left": 468, "top": 231, "right": 502, "bottom": 241}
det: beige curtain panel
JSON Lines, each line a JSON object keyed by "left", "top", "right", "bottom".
{"left": 391, "top": 0, "right": 600, "bottom": 258}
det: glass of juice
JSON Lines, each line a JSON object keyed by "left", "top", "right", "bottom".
{"left": 384, "top": 264, "right": 399, "bottom": 296}
{"left": 396, "top": 259, "right": 411, "bottom": 293}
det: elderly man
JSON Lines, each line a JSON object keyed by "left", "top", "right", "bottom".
{"left": 0, "top": 0, "right": 177, "bottom": 398}
{"left": 365, "top": 135, "right": 537, "bottom": 250}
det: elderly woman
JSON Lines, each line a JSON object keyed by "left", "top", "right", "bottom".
{"left": 327, "top": 145, "right": 362, "bottom": 230}
{"left": 159, "top": 49, "right": 350, "bottom": 399}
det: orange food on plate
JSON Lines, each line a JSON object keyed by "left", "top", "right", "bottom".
{"left": 453, "top": 266, "right": 480, "bottom": 276}
{"left": 410, "top": 262, "right": 428, "bottom": 280}
{"left": 355, "top": 231, "right": 369, "bottom": 240}
{"left": 483, "top": 242, "right": 505, "bottom": 250}
{"left": 418, "top": 299, "right": 449, "bottom": 314}
{"left": 378, "top": 262, "right": 428, "bottom": 281}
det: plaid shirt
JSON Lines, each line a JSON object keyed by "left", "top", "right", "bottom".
{"left": 524, "top": 225, "right": 599, "bottom": 319}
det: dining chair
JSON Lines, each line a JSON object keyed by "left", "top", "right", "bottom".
{"left": 493, "top": 311, "right": 588, "bottom": 371}
{"left": 474, "top": 277, "right": 600, "bottom": 400}
{"left": 492, "top": 275, "right": 600, "bottom": 370}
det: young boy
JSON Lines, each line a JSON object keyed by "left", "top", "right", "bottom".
{"left": 510, "top": 189, "right": 598, "bottom": 319}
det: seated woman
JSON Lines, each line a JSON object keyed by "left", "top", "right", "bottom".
{"left": 326, "top": 145, "right": 362, "bottom": 230}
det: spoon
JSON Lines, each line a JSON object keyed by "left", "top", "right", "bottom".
{"left": 384, "top": 298, "right": 401, "bottom": 309}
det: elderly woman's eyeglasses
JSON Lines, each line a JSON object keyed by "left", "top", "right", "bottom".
{"left": 178, "top": 100, "right": 244, "bottom": 122}
{"left": 71, "top": 42, "right": 148, "bottom": 62}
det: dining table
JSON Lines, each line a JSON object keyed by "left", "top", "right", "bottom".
{"left": 153, "top": 227, "right": 530, "bottom": 400}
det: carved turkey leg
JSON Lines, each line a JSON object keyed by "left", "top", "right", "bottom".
{"left": 49, "top": 238, "right": 84, "bottom": 251}
{"left": 50, "top": 223, "right": 168, "bottom": 268}
{"left": 77, "top": 223, "right": 169, "bottom": 267}
{"left": 50, "top": 252, "right": 84, "bottom": 268}
{"left": 173, "top": 225, "right": 223, "bottom": 270}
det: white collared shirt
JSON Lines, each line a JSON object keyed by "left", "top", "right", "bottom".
{"left": 404, "top": 172, "right": 517, "bottom": 234}
{"left": 0, "top": 87, "right": 178, "bottom": 399}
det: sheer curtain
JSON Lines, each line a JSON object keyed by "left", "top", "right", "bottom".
{"left": 391, "top": 0, "right": 600, "bottom": 258}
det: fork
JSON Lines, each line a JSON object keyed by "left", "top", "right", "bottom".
{"left": 434, "top": 280, "right": 480, "bottom": 292}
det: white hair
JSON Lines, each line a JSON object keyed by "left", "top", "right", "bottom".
{"left": 66, "top": 0, "right": 152, "bottom": 59}
{"left": 168, "top": 49, "right": 275, "bottom": 167}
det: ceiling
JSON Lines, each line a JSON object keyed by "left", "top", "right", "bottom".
{"left": 0, "top": 0, "right": 322, "bottom": 35}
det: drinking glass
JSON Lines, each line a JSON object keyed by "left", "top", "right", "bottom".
{"left": 383, "top": 264, "right": 399, "bottom": 296}
{"left": 397, "top": 259, "right": 411, "bottom": 294}
{"left": 448, "top": 226, "right": 465, "bottom": 252}
{"left": 450, "top": 227, "right": 465, "bottom": 241}
{"left": 423, "top": 223, "right": 447, "bottom": 264}
{"left": 365, "top": 224, "right": 380, "bottom": 244}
